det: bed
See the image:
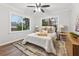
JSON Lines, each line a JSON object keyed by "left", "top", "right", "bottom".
{"left": 22, "top": 26, "right": 57, "bottom": 54}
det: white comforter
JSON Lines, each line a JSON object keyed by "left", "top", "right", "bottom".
{"left": 22, "top": 33, "right": 57, "bottom": 54}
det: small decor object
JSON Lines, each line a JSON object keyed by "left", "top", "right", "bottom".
{"left": 75, "top": 16, "right": 79, "bottom": 32}
{"left": 36, "top": 30, "right": 48, "bottom": 36}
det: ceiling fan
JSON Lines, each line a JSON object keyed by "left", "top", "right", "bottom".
{"left": 27, "top": 3, "right": 50, "bottom": 13}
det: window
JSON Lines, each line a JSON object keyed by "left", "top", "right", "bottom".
{"left": 11, "top": 14, "right": 30, "bottom": 31}
{"left": 42, "top": 17, "right": 58, "bottom": 26}
{"left": 42, "top": 17, "right": 59, "bottom": 32}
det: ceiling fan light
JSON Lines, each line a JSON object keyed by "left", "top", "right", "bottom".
{"left": 35, "top": 7, "right": 38, "bottom": 11}
{"left": 38, "top": 7, "right": 41, "bottom": 12}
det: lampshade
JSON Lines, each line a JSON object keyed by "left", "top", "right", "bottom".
{"left": 59, "top": 25, "right": 68, "bottom": 32}
{"left": 60, "top": 25, "right": 64, "bottom": 28}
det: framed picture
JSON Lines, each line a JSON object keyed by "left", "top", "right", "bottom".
{"left": 75, "top": 16, "right": 79, "bottom": 32}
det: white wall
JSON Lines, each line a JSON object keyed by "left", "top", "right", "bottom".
{"left": 0, "top": 4, "right": 35, "bottom": 45}
{"left": 70, "top": 3, "right": 79, "bottom": 34}
{"left": 32, "top": 9, "right": 72, "bottom": 32}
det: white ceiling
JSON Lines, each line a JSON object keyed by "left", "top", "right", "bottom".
{"left": 5, "top": 3, "right": 72, "bottom": 12}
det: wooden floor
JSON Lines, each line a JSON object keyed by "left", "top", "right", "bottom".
{"left": 0, "top": 44, "right": 26, "bottom": 56}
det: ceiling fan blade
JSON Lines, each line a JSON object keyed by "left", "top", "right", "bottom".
{"left": 39, "top": 3, "right": 41, "bottom": 7}
{"left": 41, "top": 9, "right": 45, "bottom": 13}
{"left": 27, "top": 6, "right": 35, "bottom": 7}
{"left": 36, "top": 3, "right": 38, "bottom": 7}
{"left": 41, "top": 5, "right": 50, "bottom": 7}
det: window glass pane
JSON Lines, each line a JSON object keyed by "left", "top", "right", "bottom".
{"left": 42, "top": 17, "right": 58, "bottom": 26}
{"left": 23, "top": 18, "right": 30, "bottom": 30}
{"left": 11, "top": 15, "right": 22, "bottom": 31}
{"left": 42, "top": 19, "right": 48, "bottom": 26}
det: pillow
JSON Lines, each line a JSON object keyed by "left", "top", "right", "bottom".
{"left": 41, "top": 26, "right": 55, "bottom": 33}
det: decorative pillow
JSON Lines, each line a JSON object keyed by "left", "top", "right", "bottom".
{"left": 36, "top": 30, "right": 48, "bottom": 36}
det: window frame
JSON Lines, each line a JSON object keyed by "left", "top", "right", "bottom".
{"left": 9, "top": 12, "right": 30, "bottom": 33}
{"left": 41, "top": 16, "right": 59, "bottom": 31}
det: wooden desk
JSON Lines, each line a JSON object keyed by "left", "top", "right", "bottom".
{"left": 65, "top": 33, "right": 79, "bottom": 56}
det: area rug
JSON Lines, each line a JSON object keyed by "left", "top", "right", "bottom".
{"left": 13, "top": 40, "right": 67, "bottom": 56}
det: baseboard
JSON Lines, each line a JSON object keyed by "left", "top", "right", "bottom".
{"left": 0, "top": 39, "right": 23, "bottom": 46}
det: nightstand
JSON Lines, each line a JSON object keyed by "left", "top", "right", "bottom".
{"left": 59, "top": 32, "right": 67, "bottom": 41}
